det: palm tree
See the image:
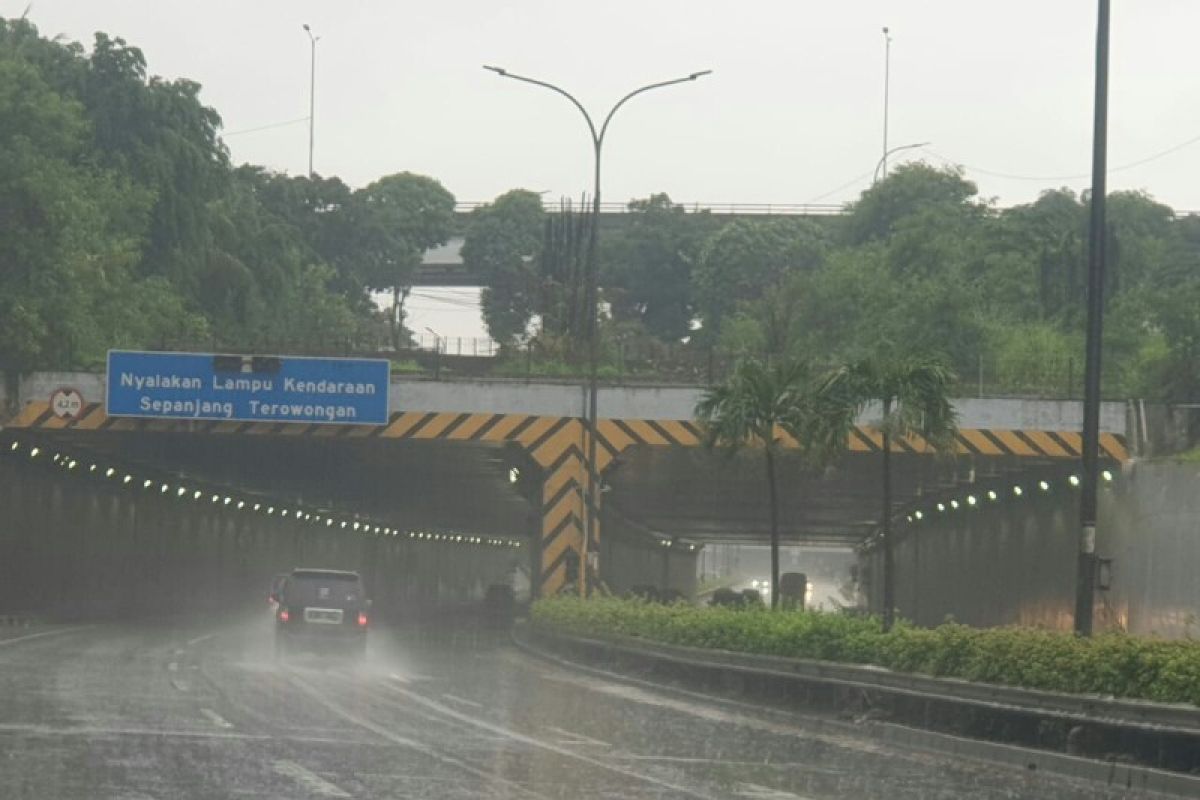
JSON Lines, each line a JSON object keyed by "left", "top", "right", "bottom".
{"left": 846, "top": 356, "right": 957, "bottom": 631}
{"left": 696, "top": 357, "right": 856, "bottom": 609}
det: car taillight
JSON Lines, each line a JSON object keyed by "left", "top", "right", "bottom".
{"left": 279, "top": 608, "right": 290, "bottom": 623}
{"left": 357, "top": 612, "right": 368, "bottom": 627}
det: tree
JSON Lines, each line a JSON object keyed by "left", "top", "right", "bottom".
{"left": 695, "top": 217, "right": 830, "bottom": 341}
{"left": 844, "top": 356, "right": 957, "bottom": 631}
{"left": 602, "top": 194, "right": 714, "bottom": 341}
{"left": 461, "top": 189, "right": 544, "bottom": 345}
{"left": 350, "top": 173, "right": 455, "bottom": 349}
{"left": 842, "top": 162, "right": 983, "bottom": 245}
{"left": 696, "top": 358, "right": 856, "bottom": 609}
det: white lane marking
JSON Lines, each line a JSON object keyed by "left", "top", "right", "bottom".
{"left": 440, "top": 693, "right": 483, "bottom": 709}
{"left": 735, "top": 783, "right": 815, "bottom": 799}
{"left": 169, "top": 679, "right": 189, "bottom": 692}
{"left": 0, "top": 625, "right": 92, "bottom": 648}
{"left": 167, "top": 661, "right": 179, "bottom": 673}
{"left": 272, "top": 760, "right": 351, "bottom": 798}
{"left": 288, "top": 672, "right": 549, "bottom": 800}
{"left": 186, "top": 632, "right": 216, "bottom": 647}
{"left": 0, "top": 722, "right": 267, "bottom": 740}
{"left": 388, "top": 686, "right": 719, "bottom": 800}
{"left": 388, "top": 672, "right": 409, "bottom": 684}
{"left": 543, "top": 724, "right": 611, "bottom": 747}
{"left": 201, "top": 708, "right": 233, "bottom": 729}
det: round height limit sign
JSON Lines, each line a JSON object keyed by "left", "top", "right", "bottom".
{"left": 50, "top": 388, "right": 84, "bottom": 420}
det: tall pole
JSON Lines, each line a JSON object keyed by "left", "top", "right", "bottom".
{"left": 881, "top": 27, "right": 892, "bottom": 179}
{"left": 303, "top": 24, "right": 319, "bottom": 177}
{"left": 1076, "top": 0, "right": 1110, "bottom": 638}
{"left": 483, "top": 66, "right": 710, "bottom": 596}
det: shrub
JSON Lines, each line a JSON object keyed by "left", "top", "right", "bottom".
{"left": 531, "top": 596, "right": 1200, "bottom": 706}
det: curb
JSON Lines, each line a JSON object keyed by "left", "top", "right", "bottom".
{"left": 516, "top": 623, "right": 1200, "bottom": 798}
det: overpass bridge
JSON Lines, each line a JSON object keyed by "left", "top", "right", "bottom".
{"left": 2, "top": 372, "right": 1129, "bottom": 604}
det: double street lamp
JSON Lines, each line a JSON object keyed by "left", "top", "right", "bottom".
{"left": 483, "top": 65, "right": 711, "bottom": 595}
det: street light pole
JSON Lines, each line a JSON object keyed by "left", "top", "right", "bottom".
{"left": 1076, "top": 0, "right": 1111, "bottom": 638}
{"left": 483, "top": 65, "right": 711, "bottom": 596}
{"left": 881, "top": 26, "right": 892, "bottom": 179}
{"left": 302, "top": 24, "right": 320, "bottom": 177}
{"left": 873, "top": 141, "right": 929, "bottom": 184}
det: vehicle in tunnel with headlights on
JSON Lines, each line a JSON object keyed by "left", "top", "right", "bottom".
{"left": 273, "top": 569, "right": 369, "bottom": 660}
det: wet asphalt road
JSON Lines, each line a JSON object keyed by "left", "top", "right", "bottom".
{"left": 0, "top": 616, "right": 1171, "bottom": 799}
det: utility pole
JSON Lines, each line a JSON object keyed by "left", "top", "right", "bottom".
{"left": 881, "top": 26, "right": 892, "bottom": 179}
{"left": 1076, "top": 0, "right": 1110, "bottom": 637}
{"left": 303, "top": 24, "right": 319, "bottom": 177}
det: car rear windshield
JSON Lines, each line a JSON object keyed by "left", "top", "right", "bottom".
{"left": 286, "top": 573, "right": 363, "bottom": 606}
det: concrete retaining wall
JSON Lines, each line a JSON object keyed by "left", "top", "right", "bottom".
{"left": 864, "top": 460, "right": 1200, "bottom": 637}
{"left": 12, "top": 370, "right": 1129, "bottom": 432}
{"left": 0, "top": 458, "right": 514, "bottom": 620}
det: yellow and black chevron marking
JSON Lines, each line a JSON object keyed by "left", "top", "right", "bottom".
{"left": 7, "top": 402, "right": 1130, "bottom": 594}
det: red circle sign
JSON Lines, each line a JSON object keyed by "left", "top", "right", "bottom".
{"left": 50, "top": 388, "right": 84, "bottom": 420}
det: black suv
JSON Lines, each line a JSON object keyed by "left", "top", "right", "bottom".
{"left": 273, "top": 569, "right": 369, "bottom": 659}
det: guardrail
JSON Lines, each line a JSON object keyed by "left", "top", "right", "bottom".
{"left": 516, "top": 623, "right": 1200, "bottom": 795}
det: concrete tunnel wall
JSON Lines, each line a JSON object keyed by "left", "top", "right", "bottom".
{"left": 0, "top": 458, "right": 518, "bottom": 620}
{"left": 599, "top": 506, "right": 698, "bottom": 598}
{"left": 861, "top": 461, "right": 1200, "bottom": 637}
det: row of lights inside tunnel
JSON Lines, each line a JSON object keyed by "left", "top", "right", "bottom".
{"left": 901, "top": 471, "right": 1116, "bottom": 527}
{"left": 6, "top": 440, "right": 521, "bottom": 550}
{"left": 510, "top": 465, "right": 699, "bottom": 552}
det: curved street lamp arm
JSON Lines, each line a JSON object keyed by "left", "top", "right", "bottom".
{"left": 597, "top": 71, "right": 712, "bottom": 146}
{"left": 873, "top": 141, "right": 930, "bottom": 184}
{"left": 483, "top": 65, "right": 599, "bottom": 146}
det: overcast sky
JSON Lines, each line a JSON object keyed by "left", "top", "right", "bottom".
{"left": 10, "top": 1, "right": 1200, "bottom": 337}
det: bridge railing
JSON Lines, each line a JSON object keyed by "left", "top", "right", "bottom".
{"left": 453, "top": 200, "right": 846, "bottom": 216}
{"left": 60, "top": 334, "right": 1126, "bottom": 400}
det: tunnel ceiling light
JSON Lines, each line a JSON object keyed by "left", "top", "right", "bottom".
{"left": 267, "top": 506, "right": 275, "bottom": 515}
{"left": 29, "top": 447, "right": 39, "bottom": 458}
{"left": 177, "top": 486, "right": 187, "bottom": 496}
{"left": 341, "top": 521, "right": 348, "bottom": 529}
{"left": 68, "top": 460, "right": 78, "bottom": 469}
{"left": 326, "top": 518, "right": 333, "bottom": 527}
{"left": 987, "top": 490, "right": 998, "bottom": 501}
{"left": 936, "top": 503, "right": 945, "bottom": 512}
{"left": 193, "top": 490, "right": 202, "bottom": 500}
{"left": 967, "top": 495, "right": 977, "bottom": 507}
{"left": 224, "top": 496, "right": 232, "bottom": 505}
{"left": 253, "top": 503, "right": 261, "bottom": 511}
{"left": 1013, "top": 485, "right": 1023, "bottom": 497}
{"left": 1068, "top": 475, "right": 1081, "bottom": 487}
{"left": 905, "top": 515, "right": 913, "bottom": 523}
{"left": 281, "top": 509, "right": 289, "bottom": 517}
{"left": 914, "top": 510, "right": 924, "bottom": 520}
{"left": 52, "top": 453, "right": 61, "bottom": 463}
{"left": 142, "top": 479, "right": 152, "bottom": 489}
{"left": 508, "top": 466, "right": 520, "bottom": 484}
{"left": 1038, "top": 480, "right": 1050, "bottom": 492}
{"left": 950, "top": 500, "right": 960, "bottom": 510}
{"left": 352, "top": 522, "right": 360, "bottom": 531}
{"left": 211, "top": 494, "right": 220, "bottom": 503}
{"left": 237, "top": 500, "right": 245, "bottom": 510}
{"left": 122, "top": 474, "right": 132, "bottom": 484}
{"left": 161, "top": 483, "right": 169, "bottom": 493}
{"left": 9, "top": 441, "right": 18, "bottom": 451}
{"left": 105, "top": 467, "right": 116, "bottom": 478}
{"left": 1102, "top": 470, "right": 1114, "bottom": 483}
{"left": 89, "top": 463, "right": 97, "bottom": 472}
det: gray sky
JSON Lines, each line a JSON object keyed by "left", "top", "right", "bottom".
{"left": 11, "top": 1, "right": 1200, "bottom": 338}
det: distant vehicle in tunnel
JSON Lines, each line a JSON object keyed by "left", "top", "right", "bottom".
{"left": 274, "top": 569, "right": 369, "bottom": 660}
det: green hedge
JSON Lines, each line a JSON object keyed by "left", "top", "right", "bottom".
{"left": 532, "top": 597, "right": 1200, "bottom": 706}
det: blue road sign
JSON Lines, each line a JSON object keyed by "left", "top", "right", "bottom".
{"left": 107, "top": 351, "right": 390, "bottom": 425}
